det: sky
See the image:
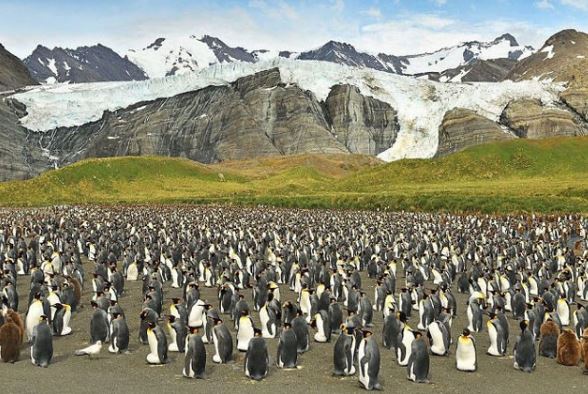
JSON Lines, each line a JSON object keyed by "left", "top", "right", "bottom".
{"left": 1, "top": 0, "right": 588, "bottom": 58}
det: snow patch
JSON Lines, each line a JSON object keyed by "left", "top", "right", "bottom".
{"left": 47, "top": 58, "right": 58, "bottom": 76}
{"left": 541, "top": 45, "right": 555, "bottom": 60}
{"left": 12, "top": 59, "right": 563, "bottom": 162}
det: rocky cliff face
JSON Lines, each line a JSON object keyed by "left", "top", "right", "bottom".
{"left": 325, "top": 84, "right": 398, "bottom": 155}
{"left": 436, "top": 108, "right": 514, "bottom": 156}
{"left": 0, "top": 44, "right": 37, "bottom": 92}
{"left": 500, "top": 99, "right": 585, "bottom": 139}
{"left": 25, "top": 68, "right": 401, "bottom": 170}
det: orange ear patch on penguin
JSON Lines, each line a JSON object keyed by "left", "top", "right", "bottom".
{"left": 556, "top": 329, "right": 581, "bottom": 367}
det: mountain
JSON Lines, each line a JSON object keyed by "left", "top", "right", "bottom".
{"left": 507, "top": 29, "right": 588, "bottom": 123}
{"left": 126, "top": 33, "right": 532, "bottom": 81}
{"left": 23, "top": 44, "right": 147, "bottom": 83}
{"left": 126, "top": 35, "right": 256, "bottom": 78}
{"left": 426, "top": 58, "right": 518, "bottom": 83}
{"left": 0, "top": 43, "right": 37, "bottom": 91}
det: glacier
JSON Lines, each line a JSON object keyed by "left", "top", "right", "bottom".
{"left": 10, "top": 58, "right": 564, "bottom": 162}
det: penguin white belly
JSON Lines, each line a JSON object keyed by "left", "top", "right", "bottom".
{"left": 260, "top": 307, "right": 272, "bottom": 338}
{"left": 456, "top": 339, "right": 476, "bottom": 371}
{"left": 146, "top": 330, "right": 161, "bottom": 364}
{"left": 188, "top": 305, "right": 205, "bottom": 328}
{"left": 171, "top": 269, "right": 179, "bottom": 288}
{"left": 127, "top": 263, "right": 138, "bottom": 281}
{"left": 557, "top": 300, "right": 570, "bottom": 326}
{"left": 417, "top": 303, "right": 426, "bottom": 330}
{"left": 466, "top": 306, "right": 474, "bottom": 332}
{"left": 300, "top": 294, "right": 311, "bottom": 322}
{"left": 314, "top": 315, "right": 327, "bottom": 342}
{"left": 61, "top": 307, "right": 72, "bottom": 335}
{"left": 237, "top": 319, "right": 254, "bottom": 351}
{"left": 487, "top": 322, "right": 500, "bottom": 356}
{"left": 212, "top": 330, "right": 222, "bottom": 363}
{"left": 168, "top": 326, "right": 179, "bottom": 352}
{"left": 347, "top": 336, "right": 356, "bottom": 375}
{"left": 26, "top": 302, "right": 44, "bottom": 340}
{"left": 358, "top": 340, "right": 368, "bottom": 387}
{"left": 429, "top": 323, "right": 445, "bottom": 355}
{"left": 398, "top": 330, "right": 414, "bottom": 366}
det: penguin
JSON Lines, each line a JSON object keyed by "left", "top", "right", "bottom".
{"left": 211, "top": 316, "right": 233, "bottom": 364}
{"left": 51, "top": 303, "right": 72, "bottom": 336}
{"left": 170, "top": 297, "right": 188, "bottom": 325}
{"left": 328, "top": 299, "right": 343, "bottom": 333}
{"left": 382, "top": 310, "right": 401, "bottom": 351}
{"left": 139, "top": 307, "right": 158, "bottom": 344}
{"left": 333, "top": 324, "right": 356, "bottom": 376}
{"left": 556, "top": 297, "right": 571, "bottom": 327}
{"left": 513, "top": 320, "right": 536, "bottom": 372}
{"left": 312, "top": 310, "right": 331, "bottom": 343}
{"left": 539, "top": 318, "right": 559, "bottom": 358}
{"left": 276, "top": 322, "right": 298, "bottom": 369}
{"left": 486, "top": 313, "right": 507, "bottom": 356}
{"left": 573, "top": 304, "right": 588, "bottom": 338}
{"left": 407, "top": 331, "right": 430, "bottom": 383}
{"left": 259, "top": 298, "right": 278, "bottom": 339}
{"left": 292, "top": 311, "right": 310, "bottom": 353}
{"left": 0, "top": 315, "right": 22, "bottom": 363}
{"left": 236, "top": 310, "right": 255, "bottom": 352}
{"left": 417, "top": 296, "right": 434, "bottom": 330}
{"left": 108, "top": 312, "right": 130, "bottom": 354}
{"left": 428, "top": 320, "right": 450, "bottom": 356}
{"left": 90, "top": 301, "right": 109, "bottom": 343}
{"left": 466, "top": 297, "right": 484, "bottom": 333}
{"left": 183, "top": 328, "right": 206, "bottom": 379}
{"left": 456, "top": 328, "right": 477, "bottom": 372}
{"left": 581, "top": 327, "right": 588, "bottom": 374}
{"left": 358, "top": 329, "right": 382, "bottom": 391}
{"left": 26, "top": 292, "right": 44, "bottom": 341}
{"left": 396, "top": 312, "right": 415, "bottom": 366}
{"left": 188, "top": 299, "right": 209, "bottom": 329}
{"left": 30, "top": 315, "right": 53, "bottom": 367}
{"left": 556, "top": 329, "right": 581, "bottom": 366}
{"left": 146, "top": 322, "right": 168, "bottom": 364}
{"left": 244, "top": 329, "right": 269, "bottom": 381}
{"left": 167, "top": 315, "right": 187, "bottom": 353}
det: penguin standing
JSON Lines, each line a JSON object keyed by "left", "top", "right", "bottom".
{"left": 244, "top": 329, "right": 269, "bottom": 381}
{"left": 146, "top": 322, "right": 168, "bottom": 364}
{"left": 328, "top": 299, "right": 343, "bottom": 333}
{"left": 396, "top": 313, "right": 415, "bottom": 366}
{"left": 0, "top": 314, "right": 22, "bottom": 363}
{"left": 90, "top": 301, "right": 109, "bottom": 343}
{"left": 31, "top": 315, "right": 53, "bottom": 367}
{"left": 556, "top": 297, "right": 571, "bottom": 326}
{"left": 358, "top": 329, "right": 382, "bottom": 391}
{"left": 467, "top": 297, "right": 484, "bottom": 333}
{"left": 333, "top": 324, "right": 356, "bottom": 376}
{"left": 456, "top": 329, "right": 477, "bottom": 372}
{"left": 26, "top": 293, "right": 44, "bottom": 341}
{"left": 259, "top": 298, "right": 278, "bottom": 339}
{"left": 139, "top": 308, "right": 159, "bottom": 344}
{"left": 51, "top": 303, "right": 72, "bottom": 336}
{"left": 312, "top": 310, "right": 331, "bottom": 343}
{"left": 513, "top": 320, "right": 536, "bottom": 372}
{"left": 292, "top": 311, "right": 310, "bottom": 353}
{"left": 407, "top": 331, "right": 430, "bottom": 383}
{"left": 211, "top": 316, "right": 233, "bottom": 363}
{"left": 236, "top": 311, "right": 255, "bottom": 352}
{"left": 183, "top": 328, "right": 206, "bottom": 379}
{"left": 486, "top": 313, "right": 507, "bottom": 356}
{"left": 108, "top": 313, "right": 130, "bottom": 354}
{"left": 428, "top": 320, "right": 450, "bottom": 356}
{"left": 277, "top": 322, "right": 298, "bottom": 369}
{"left": 580, "top": 327, "right": 588, "bottom": 374}
{"left": 167, "top": 315, "right": 187, "bottom": 353}
{"left": 556, "top": 329, "right": 581, "bottom": 366}
{"left": 539, "top": 318, "right": 559, "bottom": 358}
{"left": 382, "top": 310, "right": 401, "bottom": 351}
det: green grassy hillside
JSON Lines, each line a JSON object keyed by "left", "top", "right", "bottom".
{"left": 1, "top": 137, "right": 587, "bottom": 213}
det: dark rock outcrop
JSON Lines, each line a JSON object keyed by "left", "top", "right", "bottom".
{"left": 326, "top": 85, "right": 399, "bottom": 155}
{"left": 436, "top": 108, "right": 514, "bottom": 156}
{"left": 0, "top": 44, "right": 37, "bottom": 92}
{"left": 500, "top": 99, "right": 585, "bottom": 139}
{"left": 23, "top": 44, "right": 147, "bottom": 83}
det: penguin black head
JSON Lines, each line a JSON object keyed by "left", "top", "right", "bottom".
{"left": 112, "top": 312, "right": 120, "bottom": 319}
{"left": 520, "top": 320, "right": 528, "bottom": 332}
{"left": 147, "top": 321, "right": 156, "bottom": 329}
{"left": 91, "top": 301, "right": 98, "bottom": 308}
{"left": 283, "top": 322, "right": 291, "bottom": 329}
{"left": 462, "top": 328, "right": 471, "bottom": 337}
{"left": 168, "top": 315, "right": 176, "bottom": 323}
{"left": 53, "top": 303, "right": 63, "bottom": 310}
{"left": 398, "top": 311, "right": 407, "bottom": 323}
{"left": 39, "top": 314, "right": 48, "bottom": 322}
{"left": 253, "top": 328, "right": 262, "bottom": 337}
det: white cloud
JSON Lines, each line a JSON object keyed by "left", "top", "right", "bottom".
{"left": 431, "top": 0, "right": 448, "bottom": 5}
{"left": 561, "top": 0, "right": 588, "bottom": 10}
{"left": 536, "top": 0, "right": 554, "bottom": 9}
{"left": 361, "top": 7, "right": 382, "bottom": 19}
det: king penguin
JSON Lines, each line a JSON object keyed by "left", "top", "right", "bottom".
{"left": 183, "top": 327, "right": 206, "bottom": 379}
{"left": 312, "top": 310, "right": 331, "bottom": 343}
{"left": 244, "top": 328, "right": 269, "bottom": 381}
{"left": 146, "top": 322, "right": 168, "bottom": 364}
{"left": 407, "top": 331, "right": 430, "bottom": 383}
{"left": 211, "top": 315, "right": 233, "bottom": 363}
{"left": 108, "top": 312, "right": 130, "bottom": 354}
{"left": 292, "top": 310, "right": 310, "bottom": 353}
{"left": 396, "top": 312, "right": 415, "bottom": 366}
{"left": 513, "top": 320, "right": 536, "bottom": 372}
{"left": 487, "top": 313, "right": 507, "bottom": 356}
{"left": 31, "top": 315, "right": 53, "bottom": 367}
{"left": 428, "top": 320, "right": 450, "bottom": 356}
{"left": 277, "top": 322, "right": 298, "bottom": 369}
{"left": 456, "top": 328, "right": 477, "bottom": 372}
{"left": 358, "top": 329, "right": 382, "bottom": 391}
{"left": 51, "top": 303, "right": 72, "bottom": 336}
{"left": 90, "top": 300, "right": 109, "bottom": 343}
{"left": 26, "top": 292, "right": 44, "bottom": 341}
{"left": 237, "top": 310, "right": 255, "bottom": 352}
{"left": 167, "top": 315, "right": 187, "bottom": 353}
{"left": 333, "top": 324, "right": 356, "bottom": 376}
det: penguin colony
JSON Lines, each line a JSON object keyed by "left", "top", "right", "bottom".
{"left": 0, "top": 206, "right": 587, "bottom": 390}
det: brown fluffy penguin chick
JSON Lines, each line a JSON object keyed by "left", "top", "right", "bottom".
{"left": 539, "top": 319, "right": 560, "bottom": 358}
{"left": 581, "top": 328, "right": 588, "bottom": 374}
{"left": 0, "top": 316, "right": 22, "bottom": 363}
{"left": 557, "top": 329, "right": 581, "bottom": 366}
{"left": 6, "top": 310, "right": 24, "bottom": 344}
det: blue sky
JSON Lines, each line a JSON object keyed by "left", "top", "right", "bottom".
{"left": 1, "top": 0, "right": 587, "bottom": 58}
